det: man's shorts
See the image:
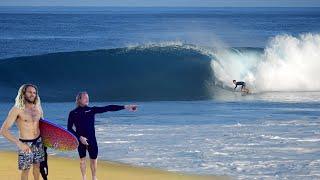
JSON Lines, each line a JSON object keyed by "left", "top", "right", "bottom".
{"left": 78, "top": 140, "right": 98, "bottom": 159}
{"left": 18, "top": 135, "right": 45, "bottom": 170}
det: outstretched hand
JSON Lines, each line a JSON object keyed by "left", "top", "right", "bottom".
{"left": 125, "top": 105, "right": 138, "bottom": 112}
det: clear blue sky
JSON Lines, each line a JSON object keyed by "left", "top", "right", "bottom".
{"left": 1, "top": 0, "right": 320, "bottom": 7}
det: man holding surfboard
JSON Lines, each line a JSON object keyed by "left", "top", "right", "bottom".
{"left": 68, "top": 91, "right": 137, "bottom": 180}
{"left": 0, "top": 84, "right": 45, "bottom": 180}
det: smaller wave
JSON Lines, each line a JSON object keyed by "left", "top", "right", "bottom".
{"left": 128, "top": 134, "right": 144, "bottom": 137}
{"left": 101, "top": 140, "right": 132, "bottom": 144}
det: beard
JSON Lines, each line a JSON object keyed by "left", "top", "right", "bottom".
{"left": 25, "top": 96, "right": 36, "bottom": 104}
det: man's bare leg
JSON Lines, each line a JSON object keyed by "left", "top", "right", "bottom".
{"left": 90, "top": 158, "right": 98, "bottom": 180}
{"left": 33, "top": 163, "right": 40, "bottom": 180}
{"left": 80, "top": 158, "right": 87, "bottom": 180}
{"left": 21, "top": 169, "right": 30, "bottom": 180}
{"left": 241, "top": 87, "right": 249, "bottom": 94}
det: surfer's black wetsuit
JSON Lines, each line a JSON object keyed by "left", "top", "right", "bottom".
{"left": 234, "top": 81, "right": 246, "bottom": 90}
{"left": 67, "top": 105, "right": 125, "bottom": 159}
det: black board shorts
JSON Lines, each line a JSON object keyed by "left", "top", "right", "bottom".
{"left": 78, "top": 140, "right": 98, "bottom": 159}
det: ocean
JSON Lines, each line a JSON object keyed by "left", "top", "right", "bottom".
{"left": 0, "top": 7, "right": 320, "bottom": 179}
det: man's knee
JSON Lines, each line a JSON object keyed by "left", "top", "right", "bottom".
{"left": 33, "top": 163, "right": 40, "bottom": 175}
{"left": 80, "top": 158, "right": 86, "bottom": 166}
{"left": 21, "top": 169, "right": 30, "bottom": 175}
{"left": 33, "top": 163, "right": 40, "bottom": 169}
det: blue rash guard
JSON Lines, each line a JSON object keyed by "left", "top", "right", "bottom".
{"left": 67, "top": 105, "right": 125, "bottom": 159}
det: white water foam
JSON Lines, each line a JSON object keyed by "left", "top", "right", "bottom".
{"left": 212, "top": 33, "right": 320, "bottom": 92}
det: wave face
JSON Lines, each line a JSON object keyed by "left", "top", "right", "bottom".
{"left": 212, "top": 33, "right": 320, "bottom": 92}
{"left": 0, "top": 45, "right": 214, "bottom": 101}
{"left": 1, "top": 33, "right": 319, "bottom": 101}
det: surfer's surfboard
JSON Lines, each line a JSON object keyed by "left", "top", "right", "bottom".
{"left": 243, "top": 89, "right": 250, "bottom": 93}
{"left": 241, "top": 91, "right": 249, "bottom": 96}
{"left": 39, "top": 119, "right": 79, "bottom": 151}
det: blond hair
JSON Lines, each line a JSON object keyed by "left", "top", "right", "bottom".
{"left": 75, "top": 91, "right": 88, "bottom": 107}
{"left": 14, "top": 84, "right": 42, "bottom": 113}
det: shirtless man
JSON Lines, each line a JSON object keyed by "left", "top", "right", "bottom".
{"left": 0, "top": 84, "right": 45, "bottom": 180}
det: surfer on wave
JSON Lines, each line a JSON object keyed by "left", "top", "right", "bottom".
{"left": 233, "top": 80, "right": 249, "bottom": 93}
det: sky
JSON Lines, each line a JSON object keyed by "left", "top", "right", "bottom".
{"left": 1, "top": 0, "right": 320, "bottom": 7}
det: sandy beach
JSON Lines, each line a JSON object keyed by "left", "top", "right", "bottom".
{"left": 0, "top": 151, "right": 229, "bottom": 180}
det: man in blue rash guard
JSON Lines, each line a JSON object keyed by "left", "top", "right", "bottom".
{"left": 67, "top": 92, "right": 137, "bottom": 180}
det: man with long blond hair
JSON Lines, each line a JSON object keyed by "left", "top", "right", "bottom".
{"left": 0, "top": 84, "right": 45, "bottom": 180}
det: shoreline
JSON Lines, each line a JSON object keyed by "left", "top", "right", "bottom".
{"left": 0, "top": 151, "right": 230, "bottom": 180}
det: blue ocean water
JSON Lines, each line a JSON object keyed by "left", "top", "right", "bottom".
{"left": 1, "top": 7, "right": 320, "bottom": 59}
{"left": 1, "top": 7, "right": 320, "bottom": 179}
